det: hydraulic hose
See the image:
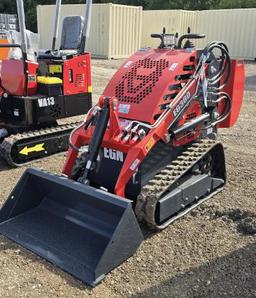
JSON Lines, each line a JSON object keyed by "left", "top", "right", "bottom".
{"left": 203, "top": 41, "right": 231, "bottom": 89}
{"left": 195, "top": 41, "right": 232, "bottom": 122}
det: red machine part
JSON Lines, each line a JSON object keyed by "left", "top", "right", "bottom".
{"left": 0, "top": 59, "right": 38, "bottom": 96}
{"left": 218, "top": 60, "right": 245, "bottom": 128}
{"left": 27, "top": 61, "right": 39, "bottom": 96}
{"left": 63, "top": 53, "right": 92, "bottom": 96}
{"left": 63, "top": 76, "right": 199, "bottom": 197}
{"left": 0, "top": 60, "right": 25, "bottom": 96}
{"left": 0, "top": 53, "right": 91, "bottom": 97}
{"left": 103, "top": 48, "right": 197, "bottom": 124}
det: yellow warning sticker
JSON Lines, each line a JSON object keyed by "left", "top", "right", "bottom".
{"left": 88, "top": 85, "right": 93, "bottom": 93}
{"left": 145, "top": 138, "right": 155, "bottom": 152}
{"left": 19, "top": 143, "right": 45, "bottom": 156}
{"left": 49, "top": 64, "right": 62, "bottom": 74}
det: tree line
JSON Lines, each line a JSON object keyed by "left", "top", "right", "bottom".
{"left": 1, "top": 0, "right": 256, "bottom": 31}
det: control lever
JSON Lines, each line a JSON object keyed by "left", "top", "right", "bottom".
{"left": 178, "top": 27, "right": 206, "bottom": 48}
{"left": 151, "top": 27, "right": 176, "bottom": 49}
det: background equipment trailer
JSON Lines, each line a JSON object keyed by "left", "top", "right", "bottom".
{"left": 0, "top": 28, "right": 244, "bottom": 286}
{"left": 0, "top": 13, "right": 18, "bottom": 59}
{"left": 0, "top": 0, "right": 93, "bottom": 166}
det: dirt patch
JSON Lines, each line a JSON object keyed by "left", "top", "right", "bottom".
{"left": 0, "top": 60, "right": 255, "bottom": 298}
{"left": 192, "top": 206, "right": 256, "bottom": 235}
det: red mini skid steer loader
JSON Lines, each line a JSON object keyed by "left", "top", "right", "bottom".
{"left": 0, "top": 0, "right": 93, "bottom": 166}
{"left": 0, "top": 29, "right": 245, "bottom": 286}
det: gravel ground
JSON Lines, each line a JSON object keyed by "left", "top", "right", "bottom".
{"left": 0, "top": 60, "right": 255, "bottom": 298}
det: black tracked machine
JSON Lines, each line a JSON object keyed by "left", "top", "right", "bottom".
{"left": 0, "top": 0, "right": 93, "bottom": 166}
{"left": 0, "top": 28, "right": 245, "bottom": 286}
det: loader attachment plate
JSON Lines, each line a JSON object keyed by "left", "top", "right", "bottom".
{"left": 0, "top": 168, "right": 143, "bottom": 286}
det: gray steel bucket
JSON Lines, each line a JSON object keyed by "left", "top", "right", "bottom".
{"left": 0, "top": 168, "right": 143, "bottom": 286}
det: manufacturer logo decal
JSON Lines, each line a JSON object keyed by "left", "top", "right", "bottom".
{"left": 38, "top": 97, "right": 55, "bottom": 108}
{"left": 173, "top": 91, "right": 191, "bottom": 117}
{"left": 116, "top": 58, "right": 170, "bottom": 104}
{"left": 104, "top": 148, "right": 124, "bottom": 162}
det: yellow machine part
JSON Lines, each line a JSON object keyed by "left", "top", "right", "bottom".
{"left": 88, "top": 85, "right": 93, "bottom": 93}
{"left": 37, "top": 76, "right": 63, "bottom": 85}
{"left": 49, "top": 64, "right": 62, "bottom": 74}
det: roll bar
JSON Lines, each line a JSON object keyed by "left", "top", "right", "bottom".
{"left": 51, "top": 0, "right": 93, "bottom": 53}
{"left": 52, "top": 0, "right": 62, "bottom": 50}
{"left": 13, "top": 0, "right": 93, "bottom": 58}
{"left": 16, "top": 0, "right": 27, "bottom": 58}
{"left": 80, "top": 0, "right": 93, "bottom": 53}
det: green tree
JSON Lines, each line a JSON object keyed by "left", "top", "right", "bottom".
{"left": 0, "top": 0, "right": 16, "bottom": 14}
{"left": 216, "top": 0, "right": 256, "bottom": 8}
{"left": 1, "top": 0, "right": 256, "bottom": 31}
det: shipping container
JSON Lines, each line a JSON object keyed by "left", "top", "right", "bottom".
{"left": 142, "top": 8, "right": 256, "bottom": 60}
{"left": 195, "top": 9, "right": 256, "bottom": 60}
{"left": 37, "top": 3, "right": 142, "bottom": 59}
{"left": 142, "top": 10, "right": 196, "bottom": 49}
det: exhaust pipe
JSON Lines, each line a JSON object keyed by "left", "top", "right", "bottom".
{"left": 16, "top": 0, "right": 28, "bottom": 57}
{"left": 80, "top": 0, "right": 93, "bottom": 54}
{"left": 52, "top": 0, "right": 62, "bottom": 50}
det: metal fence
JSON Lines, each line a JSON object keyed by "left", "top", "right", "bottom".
{"left": 37, "top": 3, "right": 142, "bottom": 59}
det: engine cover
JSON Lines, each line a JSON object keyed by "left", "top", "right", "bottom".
{"left": 103, "top": 48, "right": 197, "bottom": 124}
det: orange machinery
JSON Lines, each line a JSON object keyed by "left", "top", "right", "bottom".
{"left": 0, "top": 33, "right": 9, "bottom": 59}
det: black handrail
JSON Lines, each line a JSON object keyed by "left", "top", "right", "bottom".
{"left": 177, "top": 34, "right": 205, "bottom": 49}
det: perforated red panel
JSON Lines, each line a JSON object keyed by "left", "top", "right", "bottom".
{"left": 103, "top": 48, "right": 197, "bottom": 124}
{"left": 115, "top": 58, "right": 169, "bottom": 104}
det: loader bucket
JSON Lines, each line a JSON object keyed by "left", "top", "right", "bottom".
{"left": 0, "top": 168, "right": 143, "bottom": 286}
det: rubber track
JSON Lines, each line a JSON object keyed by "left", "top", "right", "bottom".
{"left": 0, "top": 122, "right": 80, "bottom": 167}
{"left": 135, "top": 138, "right": 221, "bottom": 230}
